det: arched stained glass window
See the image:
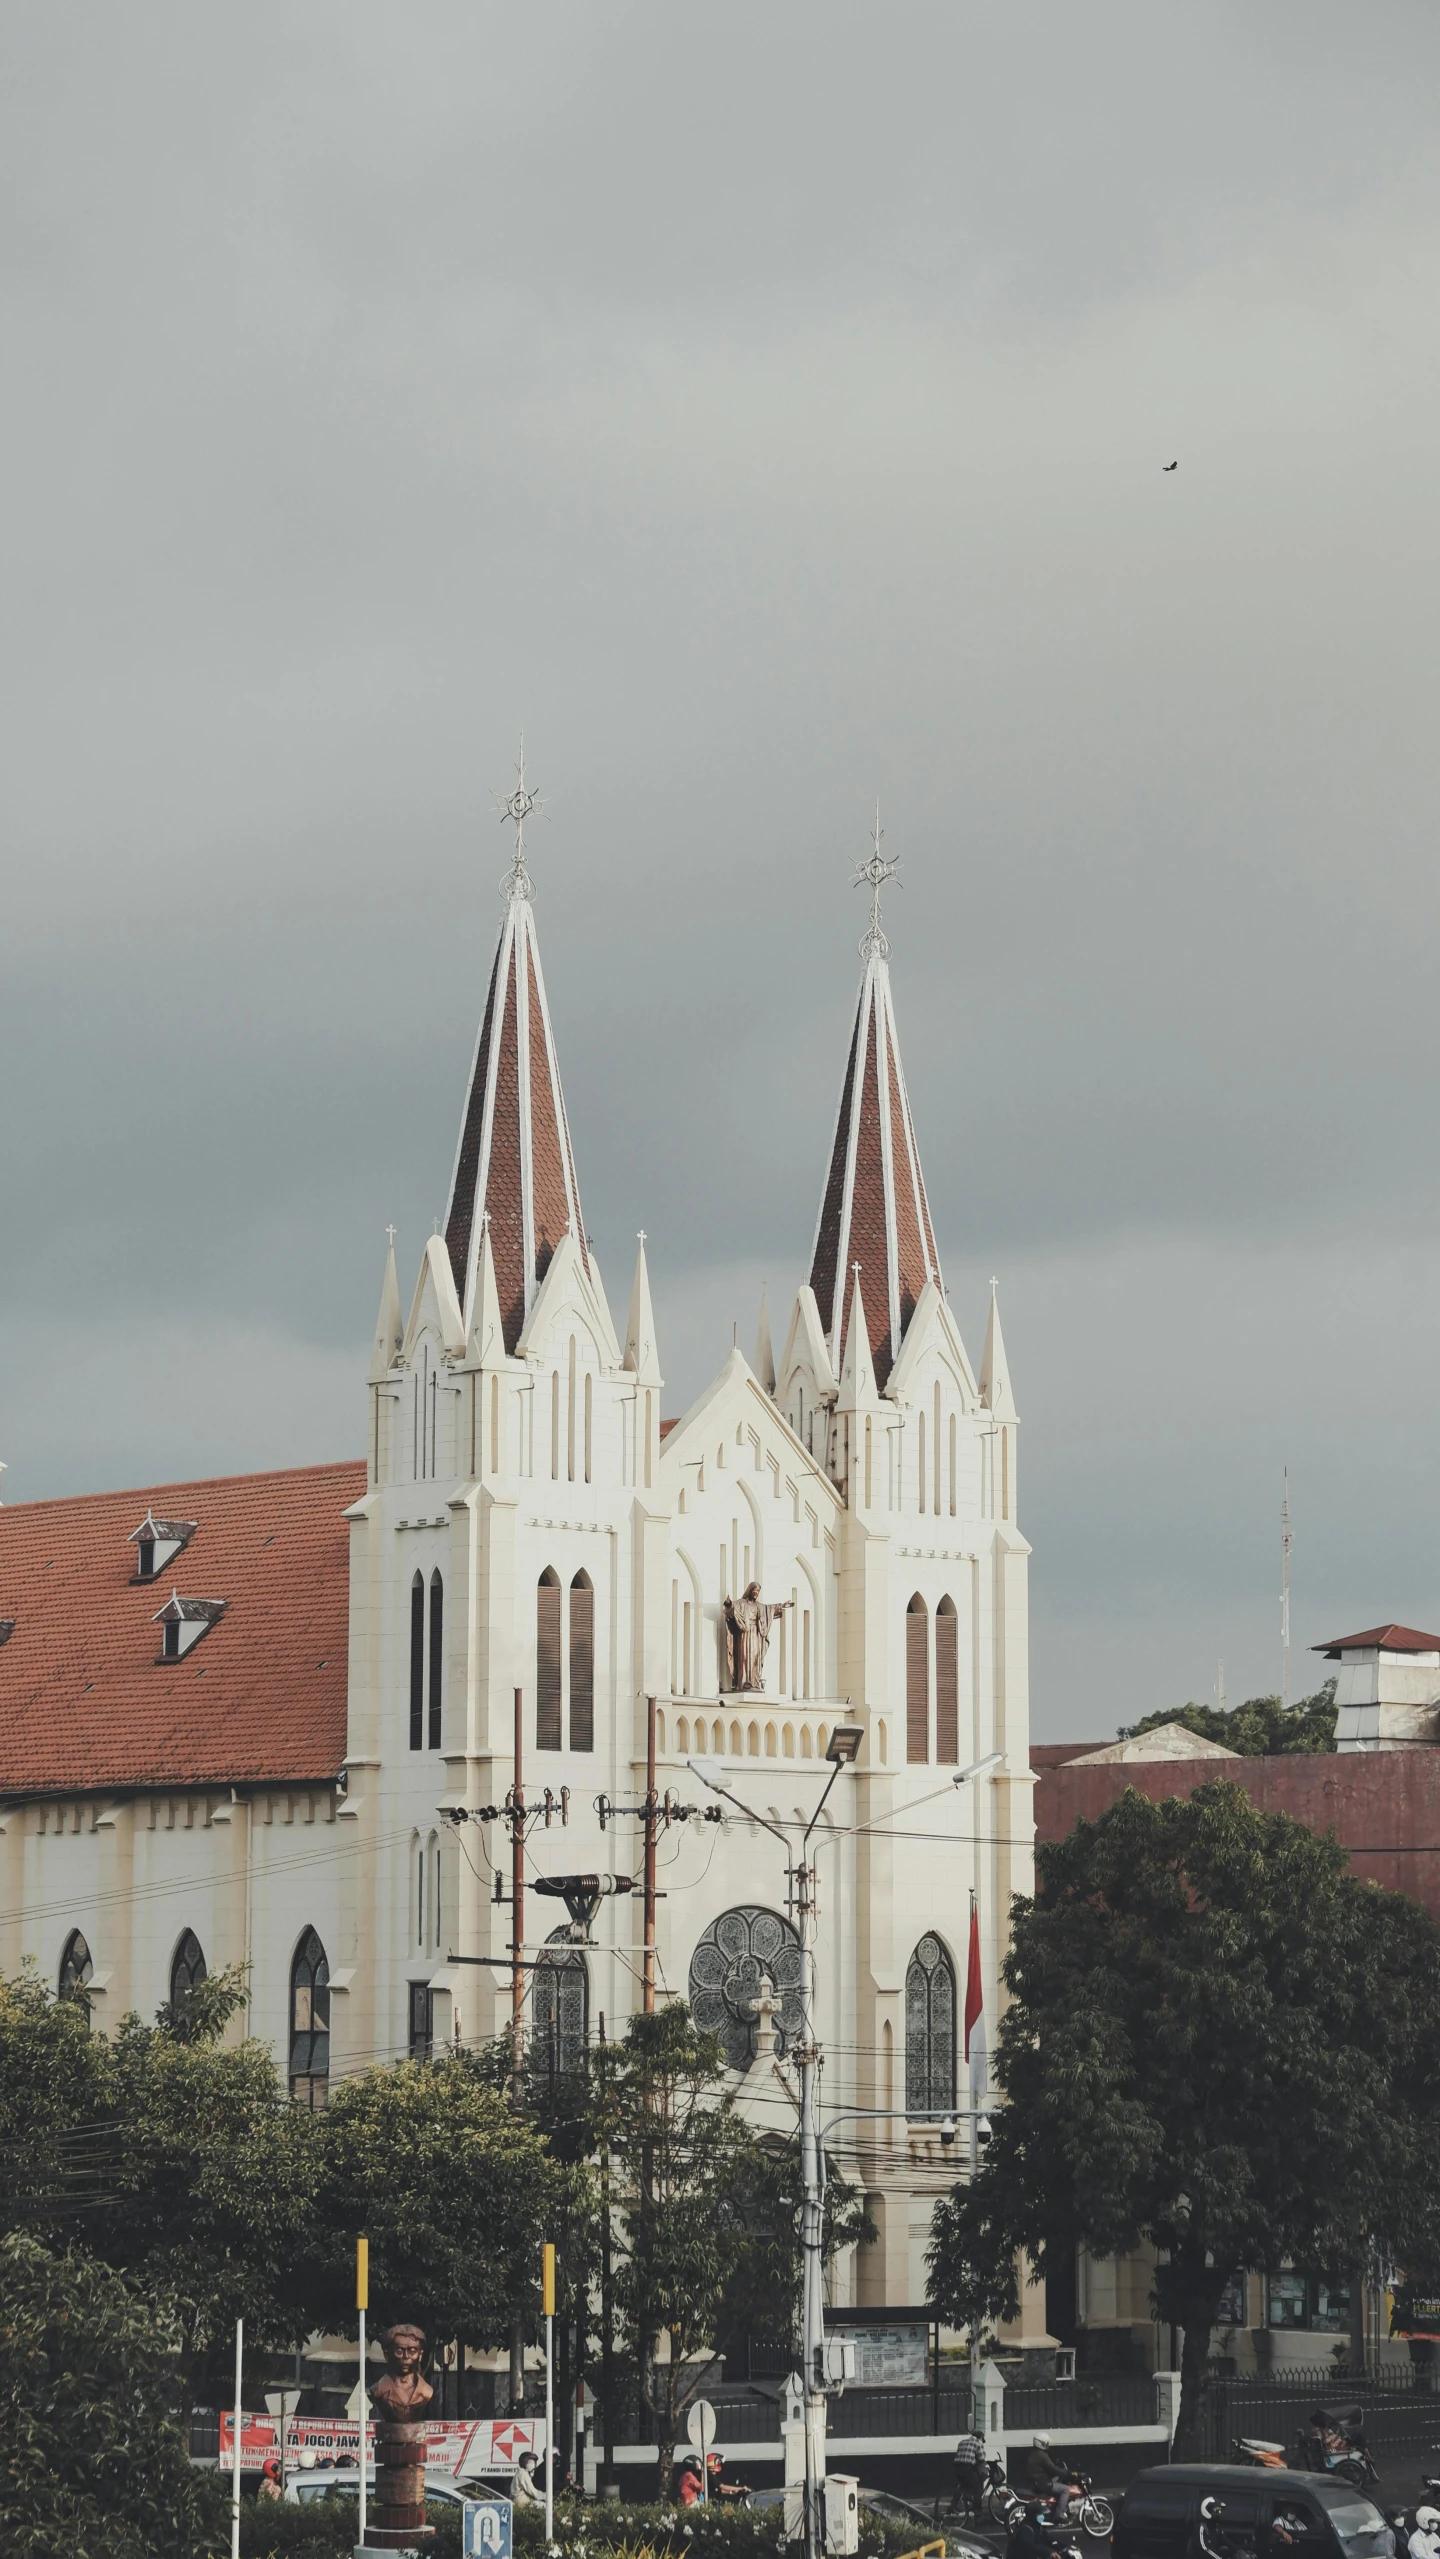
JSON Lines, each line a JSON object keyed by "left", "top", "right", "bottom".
{"left": 290, "top": 1927, "right": 330, "bottom": 2109}
{"left": 58, "top": 1929, "right": 93, "bottom": 2004}
{"left": 905, "top": 1932, "right": 956, "bottom": 2116}
{"left": 533, "top": 1928, "right": 589, "bottom": 2079}
{"left": 170, "top": 1928, "right": 207, "bottom": 2010}
{"left": 688, "top": 1906, "right": 805, "bottom": 2072}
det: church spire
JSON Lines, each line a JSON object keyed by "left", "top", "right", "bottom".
{"left": 807, "top": 810, "right": 942, "bottom": 1392}
{"left": 443, "top": 748, "right": 589, "bottom": 1355}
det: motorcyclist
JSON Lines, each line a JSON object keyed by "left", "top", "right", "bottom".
{"left": 1010, "top": 2500, "right": 1053, "bottom": 2559}
{"left": 1408, "top": 2505, "right": 1440, "bottom": 2559}
{"left": 1028, "top": 2435, "right": 1076, "bottom": 2521}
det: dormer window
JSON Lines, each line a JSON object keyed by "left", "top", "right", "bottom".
{"left": 0, "top": 1620, "right": 14, "bottom": 1647}
{"left": 153, "top": 1591, "right": 227, "bottom": 1661}
{"left": 129, "top": 1515, "right": 197, "bottom": 1583}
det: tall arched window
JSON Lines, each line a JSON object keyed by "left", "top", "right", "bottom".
{"left": 569, "top": 1570, "right": 594, "bottom": 1751}
{"left": 688, "top": 1906, "right": 805, "bottom": 2071}
{"left": 533, "top": 1928, "right": 588, "bottom": 2078}
{"left": 290, "top": 1927, "right": 330, "bottom": 2109}
{"left": 936, "top": 1595, "right": 959, "bottom": 1764}
{"left": 428, "top": 1570, "right": 444, "bottom": 1751}
{"left": 170, "top": 1928, "right": 207, "bottom": 2010}
{"left": 906, "top": 1594, "right": 929, "bottom": 1764}
{"left": 409, "top": 1570, "right": 424, "bottom": 1751}
{"left": 58, "top": 1929, "right": 93, "bottom": 2004}
{"left": 906, "top": 1932, "right": 956, "bottom": 2116}
{"left": 537, "top": 1568, "right": 562, "bottom": 1750}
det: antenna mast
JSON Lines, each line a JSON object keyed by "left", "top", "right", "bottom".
{"left": 1280, "top": 1469, "right": 1292, "bottom": 1710}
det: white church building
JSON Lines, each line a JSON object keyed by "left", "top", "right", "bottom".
{"left": 0, "top": 798, "right": 1034, "bottom": 2315}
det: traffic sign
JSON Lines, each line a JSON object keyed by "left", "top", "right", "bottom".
{"left": 686, "top": 2398, "right": 717, "bottom": 2452}
{"left": 464, "top": 2497, "right": 513, "bottom": 2559}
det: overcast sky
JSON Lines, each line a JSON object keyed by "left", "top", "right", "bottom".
{"left": 4, "top": 4, "right": 1440, "bottom": 1738}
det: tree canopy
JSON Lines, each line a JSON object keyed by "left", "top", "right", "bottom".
{"left": 926, "top": 1780, "right": 1440, "bottom": 2452}
{"left": 1118, "top": 1682, "right": 1337, "bottom": 1755}
{"left": 0, "top": 2230, "right": 219, "bottom": 2559}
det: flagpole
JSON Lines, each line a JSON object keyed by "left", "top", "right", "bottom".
{"left": 964, "top": 1890, "right": 986, "bottom": 2169}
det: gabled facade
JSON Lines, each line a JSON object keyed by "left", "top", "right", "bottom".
{"left": 0, "top": 811, "right": 1035, "bottom": 2319}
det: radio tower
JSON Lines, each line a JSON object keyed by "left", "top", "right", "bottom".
{"left": 1280, "top": 1470, "right": 1293, "bottom": 1710}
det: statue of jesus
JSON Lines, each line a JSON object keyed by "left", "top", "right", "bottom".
{"left": 722, "top": 1583, "right": 792, "bottom": 1692}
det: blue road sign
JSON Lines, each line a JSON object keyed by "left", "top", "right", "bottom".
{"left": 464, "top": 2497, "right": 514, "bottom": 2559}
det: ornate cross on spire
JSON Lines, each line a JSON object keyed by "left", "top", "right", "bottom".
{"left": 854, "top": 799, "right": 900, "bottom": 960}
{"left": 495, "top": 736, "right": 545, "bottom": 904}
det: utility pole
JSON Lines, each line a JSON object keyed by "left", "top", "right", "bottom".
{"left": 598, "top": 2010, "right": 614, "bottom": 2493}
{"left": 1281, "top": 1471, "right": 1293, "bottom": 1711}
{"left": 509, "top": 1685, "right": 526, "bottom": 2413}
{"left": 642, "top": 1694, "right": 658, "bottom": 2013}
{"left": 511, "top": 1685, "right": 526, "bottom": 2050}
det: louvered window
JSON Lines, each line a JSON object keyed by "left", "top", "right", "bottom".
{"left": 409, "top": 1572, "right": 424, "bottom": 1751}
{"left": 537, "top": 1569, "right": 562, "bottom": 1750}
{"left": 906, "top": 1594, "right": 929, "bottom": 1764}
{"left": 428, "top": 1571, "right": 443, "bottom": 1751}
{"left": 936, "top": 1596, "right": 959, "bottom": 1763}
{"left": 569, "top": 1572, "right": 594, "bottom": 1752}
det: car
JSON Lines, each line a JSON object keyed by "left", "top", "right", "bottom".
{"left": 1114, "top": 2465, "right": 1393, "bottom": 2559}
{"left": 285, "top": 2470, "right": 507, "bottom": 2509}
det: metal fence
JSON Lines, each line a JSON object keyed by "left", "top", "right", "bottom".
{"left": 830, "top": 2385, "right": 972, "bottom": 2440}
{"left": 1005, "top": 2377, "right": 1163, "bottom": 2433}
{"left": 1201, "top": 2369, "right": 1440, "bottom": 2472}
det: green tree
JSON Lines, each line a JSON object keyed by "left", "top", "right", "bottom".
{"left": 93, "top": 1970, "right": 319, "bottom": 2427}
{"left": 0, "top": 2229, "right": 220, "bottom": 2559}
{"left": 595, "top": 2006, "right": 783, "bottom": 2499}
{"left": 1119, "top": 1682, "right": 1337, "bottom": 1755}
{"left": 925, "top": 1781, "right": 1440, "bottom": 2454}
{"left": 306, "top": 2054, "right": 576, "bottom": 2355}
{"left": 0, "top": 1972, "right": 110, "bottom": 2240}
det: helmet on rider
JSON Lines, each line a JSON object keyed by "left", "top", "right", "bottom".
{"left": 1415, "top": 2511, "right": 1440, "bottom": 2532}
{"left": 1033, "top": 2436, "right": 1050, "bottom": 2449}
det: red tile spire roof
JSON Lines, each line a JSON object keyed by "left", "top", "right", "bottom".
{"left": 443, "top": 832, "right": 589, "bottom": 1356}
{"left": 808, "top": 946, "right": 942, "bottom": 1391}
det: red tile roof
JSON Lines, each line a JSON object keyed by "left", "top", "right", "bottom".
{"left": 0, "top": 1459, "right": 365, "bottom": 1797}
{"left": 1314, "top": 1624, "right": 1440, "bottom": 1657}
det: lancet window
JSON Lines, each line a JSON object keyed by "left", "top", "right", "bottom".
{"left": 905, "top": 1932, "right": 956, "bottom": 2115}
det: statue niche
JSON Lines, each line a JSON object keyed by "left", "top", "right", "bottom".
{"left": 721, "top": 1582, "right": 792, "bottom": 1693}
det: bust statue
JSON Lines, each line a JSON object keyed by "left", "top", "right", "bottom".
{"left": 370, "top": 2321, "right": 433, "bottom": 2423}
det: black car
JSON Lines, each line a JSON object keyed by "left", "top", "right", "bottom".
{"left": 1115, "top": 2467, "right": 1393, "bottom": 2559}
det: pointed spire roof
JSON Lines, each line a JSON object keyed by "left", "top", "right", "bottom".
{"left": 835, "top": 1266, "right": 879, "bottom": 1412}
{"left": 807, "top": 936, "right": 942, "bottom": 1395}
{"left": 369, "top": 1235, "right": 403, "bottom": 1383}
{"left": 980, "top": 1278, "right": 1015, "bottom": 1418}
{"left": 754, "top": 1286, "right": 776, "bottom": 1397}
{"left": 623, "top": 1233, "right": 662, "bottom": 1385}
{"left": 443, "top": 756, "right": 589, "bottom": 1356}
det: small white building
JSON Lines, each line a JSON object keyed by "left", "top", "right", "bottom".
{"left": 1318, "top": 1623, "right": 1440, "bottom": 1752}
{"left": 0, "top": 817, "right": 1035, "bottom": 2316}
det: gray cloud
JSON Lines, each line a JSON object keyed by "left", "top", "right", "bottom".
{"left": 5, "top": 3, "right": 1440, "bottom": 1731}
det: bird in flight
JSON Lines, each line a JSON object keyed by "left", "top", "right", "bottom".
{"left": 1162, "top": 460, "right": 1178, "bottom": 471}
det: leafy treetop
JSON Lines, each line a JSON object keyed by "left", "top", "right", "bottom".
{"left": 1118, "top": 1681, "right": 1337, "bottom": 1755}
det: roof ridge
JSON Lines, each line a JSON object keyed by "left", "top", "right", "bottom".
{"left": 1, "top": 1457, "right": 366, "bottom": 1518}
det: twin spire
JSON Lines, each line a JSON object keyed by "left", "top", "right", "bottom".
{"left": 443, "top": 750, "right": 589, "bottom": 1354}
{"left": 436, "top": 770, "right": 964, "bottom": 1405}
{"left": 807, "top": 809, "right": 942, "bottom": 1391}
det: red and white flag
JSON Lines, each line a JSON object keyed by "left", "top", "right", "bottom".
{"left": 964, "top": 1894, "right": 986, "bottom": 2107}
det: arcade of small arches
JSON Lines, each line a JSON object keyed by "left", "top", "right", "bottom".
{"left": 655, "top": 1705, "right": 888, "bottom": 1765}
{"left": 54, "top": 1922, "right": 332, "bottom": 2109}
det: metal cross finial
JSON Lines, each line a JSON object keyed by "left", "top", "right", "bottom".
{"left": 854, "top": 799, "right": 900, "bottom": 960}
{"left": 495, "top": 735, "right": 545, "bottom": 904}
{"left": 386, "top": 1223, "right": 396, "bottom": 1249}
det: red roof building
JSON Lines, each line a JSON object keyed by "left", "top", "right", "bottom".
{"left": 0, "top": 1460, "right": 364, "bottom": 1797}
